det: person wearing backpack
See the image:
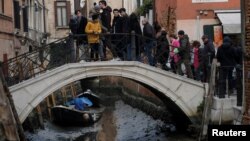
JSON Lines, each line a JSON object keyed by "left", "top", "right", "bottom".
{"left": 176, "top": 30, "right": 193, "bottom": 78}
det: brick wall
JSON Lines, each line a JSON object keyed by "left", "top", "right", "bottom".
{"left": 99, "top": 76, "right": 161, "bottom": 100}
{"left": 0, "top": 0, "right": 14, "bottom": 61}
{"left": 243, "top": 0, "right": 250, "bottom": 124}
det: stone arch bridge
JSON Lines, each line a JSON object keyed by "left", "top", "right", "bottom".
{"left": 8, "top": 61, "right": 208, "bottom": 123}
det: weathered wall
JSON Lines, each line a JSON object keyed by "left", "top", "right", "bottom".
{"left": 154, "top": 0, "right": 177, "bottom": 34}
{"left": 0, "top": 0, "right": 14, "bottom": 61}
{"left": 243, "top": 0, "right": 250, "bottom": 125}
{"left": 155, "top": 0, "right": 240, "bottom": 40}
{"left": 0, "top": 73, "right": 20, "bottom": 141}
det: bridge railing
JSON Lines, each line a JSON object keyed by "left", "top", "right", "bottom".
{"left": 2, "top": 32, "right": 170, "bottom": 86}
{"left": 2, "top": 36, "right": 71, "bottom": 86}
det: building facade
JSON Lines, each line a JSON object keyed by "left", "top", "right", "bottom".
{"left": 0, "top": 0, "right": 14, "bottom": 62}
{"left": 46, "top": 0, "right": 140, "bottom": 41}
{"left": 0, "top": 0, "right": 48, "bottom": 62}
{"left": 46, "top": 0, "right": 73, "bottom": 41}
{"left": 155, "top": 0, "right": 240, "bottom": 43}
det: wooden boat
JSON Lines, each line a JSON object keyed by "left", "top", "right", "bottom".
{"left": 51, "top": 90, "right": 104, "bottom": 126}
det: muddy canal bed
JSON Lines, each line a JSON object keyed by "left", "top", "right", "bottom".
{"left": 25, "top": 100, "right": 194, "bottom": 141}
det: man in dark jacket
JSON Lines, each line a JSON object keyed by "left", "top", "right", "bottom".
{"left": 201, "top": 35, "right": 215, "bottom": 82}
{"left": 177, "top": 30, "right": 193, "bottom": 78}
{"left": 75, "top": 10, "right": 88, "bottom": 44}
{"left": 216, "top": 36, "right": 236, "bottom": 98}
{"left": 99, "top": 0, "right": 112, "bottom": 32}
{"left": 98, "top": 0, "right": 112, "bottom": 59}
{"left": 118, "top": 8, "right": 130, "bottom": 60}
{"left": 111, "top": 9, "right": 122, "bottom": 33}
{"left": 142, "top": 18, "right": 154, "bottom": 65}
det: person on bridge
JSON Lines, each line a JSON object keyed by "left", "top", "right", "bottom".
{"left": 142, "top": 18, "right": 155, "bottom": 66}
{"left": 177, "top": 30, "right": 193, "bottom": 78}
{"left": 191, "top": 40, "right": 202, "bottom": 81}
{"left": 85, "top": 14, "right": 104, "bottom": 61}
{"left": 216, "top": 36, "right": 236, "bottom": 98}
{"left": 169, "top": 34, "right": 180, "bottom": 73}
{"left": 74, "top": 10, "right": 88, "bottom": 45}
{"left": 99, "top": 0, "right": 112, "bottom": 59}
{"left": 201, "top": 35, "right": 215, "bottom": 82}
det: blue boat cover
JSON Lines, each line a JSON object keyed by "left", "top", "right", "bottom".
{"left": 66, "top": 97, "right": 93, "bottom": 110}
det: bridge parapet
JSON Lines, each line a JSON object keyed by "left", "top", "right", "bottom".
{"left": 9, "top": 61, "right": 207, "bottom": 123}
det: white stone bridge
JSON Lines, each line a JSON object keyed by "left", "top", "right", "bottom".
{"left": 9, "top": 61, "right": 208, "bottom": 123}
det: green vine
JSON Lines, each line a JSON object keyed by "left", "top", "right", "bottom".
{"left": 135, "top": 0, "right": 153, "bottom": 16}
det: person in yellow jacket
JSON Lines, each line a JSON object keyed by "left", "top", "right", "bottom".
{"left": 85, "top": 14, "right": 104, "bottom": 61}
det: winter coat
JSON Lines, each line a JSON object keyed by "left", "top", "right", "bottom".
{"left": 216, "top": 37, "right": 236, "bottom": 67}
{"left": 85, "top": 21, "right": 102, "bottom": 44}
{"left": 100, "top": 6, "right": 112, "bottom": 32}
{"left": 111, "top": 16, "right": 122, "bottom": 33}
{"left": 76, "top": 16, "right": 88, "bottom": 34}
{"left": 201, "top": 39, "right": 215, "bottom": 64}
{"left": 170, "top": 39, "right": 181, "bottom": 63}
{"left": 143, "top": 23, "right": 154, "bottom": 43}
{"left": 193, "top": 48, "right": 200, "bottom": 69}
{"left": 69, "top": 16, "right": 78, "bottom": 34}
{"left": 178, "top": 34, "right": 191, "bottom": 60}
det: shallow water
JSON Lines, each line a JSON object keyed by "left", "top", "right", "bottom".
{"left": 25, "top": 100, "right": 191, "bottom": 141}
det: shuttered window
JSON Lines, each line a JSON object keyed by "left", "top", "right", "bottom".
{"left": 14, "top": 0, "right": 21, "bottom": 29}
{"left": 55, "top": 1, "right": 71, "bottom": 27}
{"left": 23, "top": 6, "right": 28, "bottom": 32}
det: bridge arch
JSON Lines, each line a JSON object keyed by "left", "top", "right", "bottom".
{"left": 9, "top": 61, "right": 207, "bottom": 123}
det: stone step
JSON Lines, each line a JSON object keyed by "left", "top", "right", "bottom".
{"left": 233, "top": 106, "right": 243, "bottom": 125}
{"left": 212, "top": 95, "right": 237, "bottom": 110}
{"left": 211, "top": 108, "right": 234, "bottom": 123}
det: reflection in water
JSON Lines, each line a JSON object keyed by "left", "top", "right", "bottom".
{"left": 25, "top": 100, "right": 171, "bottom": 141}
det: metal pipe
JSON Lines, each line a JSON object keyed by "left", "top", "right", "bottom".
{"left": 42, "top": 0, "right": 46, "bottom": 33}
{"left": 240, "top": 0, "right": 246, "bottom": 117}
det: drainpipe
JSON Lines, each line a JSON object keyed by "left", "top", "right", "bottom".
{"left": 240, "top": 0, "right": 246, "bottom": 119}
{"left": 42, "top": 0, "right": 46, "bottom": 34}
{"left": 196, "top": 15, "right": 200, "bottom": 41}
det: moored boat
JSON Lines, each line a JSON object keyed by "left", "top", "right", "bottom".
{"left": 51, "top": 90, "right": 103, "bottom": 126}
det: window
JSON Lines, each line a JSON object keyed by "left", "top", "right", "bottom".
{"left": 0, "top": 0, "right": 4, "bottom": 14}
{"left": 14, "top": 0, "right": 20, "bottom": 29}
{"left": 55, "top": 1, "right": 70, "bottom": 27}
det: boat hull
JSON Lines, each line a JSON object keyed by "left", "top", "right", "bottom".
{"left": 51, "top": 105, "right": 102, "bottom": 126}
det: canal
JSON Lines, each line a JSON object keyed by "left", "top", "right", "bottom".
{"left": 24, "top": 95, "right": 196, "bottom": 141}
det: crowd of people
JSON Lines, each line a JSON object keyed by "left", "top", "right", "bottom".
{"left": 68, "top": 1, "right": 242, "bottom": 104}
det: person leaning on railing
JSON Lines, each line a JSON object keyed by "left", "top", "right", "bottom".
{"left": 85, "top": 14, "right": 104, "bottom": 61}
{"left": 216, "top": 36, "right": 237, "bottom": 98}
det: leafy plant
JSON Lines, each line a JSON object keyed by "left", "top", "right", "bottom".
{"left": 135, "top": 0, "right": 153, "bottom": 16}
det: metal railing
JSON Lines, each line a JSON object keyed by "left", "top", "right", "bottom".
{"left": 2, "top": 32, "right": 170, "bottom": 86}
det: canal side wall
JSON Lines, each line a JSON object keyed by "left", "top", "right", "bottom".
{"left": 210, "top": 96, "right": 238, "bottom": 124}
{"left": 80, "top": 76, "right": 197, "bottom": 130}
{"left": 81, "top": 76, "right": 171, "bottom": 121}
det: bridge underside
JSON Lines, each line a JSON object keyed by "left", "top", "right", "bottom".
{"left": 9, "top": 61, "right": 207, "bottom": 123}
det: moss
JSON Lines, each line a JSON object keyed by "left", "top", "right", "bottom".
{"left": 197, "top": 98, "right": 205, "bottom": 118}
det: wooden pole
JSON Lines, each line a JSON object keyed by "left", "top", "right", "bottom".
{"left": 51, "top": 93, "right": 56, "bottom": 106}
{"left": 71, "top": 83, "right": 76, "bottom": 97}
{"left": 0, "top": 68, "right": 26, "bottom": 141}
{"left": 36, "top": 105, "right": 44, "bottom": 129}
{"left": 46, "top": 97, "right": 52, "bottom": 120}
{"left": 61, "top": 87, "right": 67, "bottom": 104}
